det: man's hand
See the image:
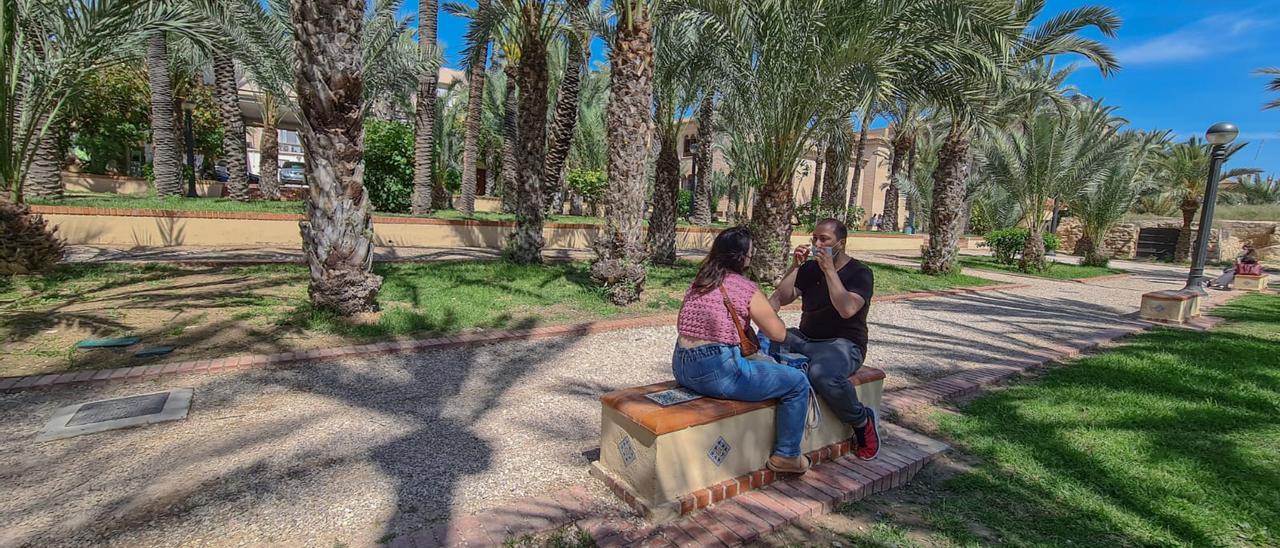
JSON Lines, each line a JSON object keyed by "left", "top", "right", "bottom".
{"left": 791, "top": 244, "right": 811, "bottom": 269}
{"left": 814, "top": 246, "right": 836, "bottom": 273}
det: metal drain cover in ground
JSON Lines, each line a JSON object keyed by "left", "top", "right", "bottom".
{"left": 37, "top": 388, "right": 193, "bottom": 442}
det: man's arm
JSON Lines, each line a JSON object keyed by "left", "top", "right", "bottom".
{"left": 822, "top": 267, "right": 866, "bottom": 319}
{"left": 768, "top": 244, "right": 810, "bottom": 311}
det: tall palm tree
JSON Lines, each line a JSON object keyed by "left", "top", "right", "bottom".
{"left": 688, "top": 92, "right": 715, "bottom": 224}
{"left": 542, "top": 0, "right": 590, "bottom": 214}
{"left": 1069, "top": 128, "right": 1168, "bottom": 266}
{"left": 1151, "top": 138, "right": 1259, "bottom": 262}
{"left": 847, "top": 110, "right": 873, "bottom": 222}
{"left": 591, "top": 0, "right": 653, "bottom": 304}
{"left": 458, "top": 0, "right": 490, "bottom": 215}
{"left": 211, "top": 48, "right": 249, "bottom": 201}
{"left": 411, "top": 0, "right": 440, "bottom": 214}
{"left": 922, "top": 3, "right": 1120, "bottom": 274}
{"left": 289, "top": 0, "right": 381, "bottom": 314}
{"left": 818, "top": 118, "right": 853, "bottom": 214}
{"left": 1258, "top": 67, "right": 1280, "bottom": 110}
{"left": 15, "top": 15, "right": 63, "bottom": 202}
{"left": 257, "top": 90, "right": 282, "bottom": 199}
{"left": 146, "top": 32, "right": 183, "bottom": 196}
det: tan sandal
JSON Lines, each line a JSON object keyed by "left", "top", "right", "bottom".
{"left": 766, "top": 454, "right": 811, "bottom": 475}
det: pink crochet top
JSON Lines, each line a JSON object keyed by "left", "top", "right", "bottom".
{"left": 677, "top": 272, "right": 758, "bottom": 344}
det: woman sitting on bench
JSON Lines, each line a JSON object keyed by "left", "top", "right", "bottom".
{"left": 673, "top": 226, "right": 813, "bottom": 475}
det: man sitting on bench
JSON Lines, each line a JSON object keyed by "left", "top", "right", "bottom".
{"left": 769, "top": 217, "right": 880, "bottom": 460}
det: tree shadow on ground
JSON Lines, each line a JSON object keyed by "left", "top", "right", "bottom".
{"left": 0, "top": 316, "right": 593, "bottom": 546}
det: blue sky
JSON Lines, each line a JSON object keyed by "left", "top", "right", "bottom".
{"left": 409, "top": 0, "right": 1280, "bottom": 176}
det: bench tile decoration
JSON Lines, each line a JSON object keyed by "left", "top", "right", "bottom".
{"left": 644, "top": 387, "right": 704, "bottom": 407}
{"left": 617, "top": 435, "right": 636, "bottom": 467}
{"left": 708, "top": 437, "right": 732, "bottom": 467}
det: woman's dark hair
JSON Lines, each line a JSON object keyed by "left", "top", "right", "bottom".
{"left": 690, "top": 226, "right": 752, "bottom": 295}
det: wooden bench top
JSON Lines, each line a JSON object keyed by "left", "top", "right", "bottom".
{"left": 602, "top": 367, "right": 885, "bottom": 436}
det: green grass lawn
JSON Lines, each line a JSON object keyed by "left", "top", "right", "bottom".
{"left": 31, "top": 193, "right": 728, "bottom": 228}
{"left": 1, "top": 259, "right": 990, "bottom": 375}
{"left": 958, "top": 255, "right": 1128, "bottom": 280}
{"left": 840, "top": 293, "right": 1280, "bottom": 547}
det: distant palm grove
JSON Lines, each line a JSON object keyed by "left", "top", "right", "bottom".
{"left": 3, "top": 0, "right": 1278, "bottom": 312}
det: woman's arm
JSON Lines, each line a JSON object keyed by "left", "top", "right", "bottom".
{"left": 750, "top": 290, "right": 788, "bottom": 342}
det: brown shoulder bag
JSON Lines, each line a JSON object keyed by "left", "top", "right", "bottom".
{"left": 719, "top": 285, "right": 760, "bottom": 356}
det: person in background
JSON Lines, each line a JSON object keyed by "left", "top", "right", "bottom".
{"left": 673, "top": 226, "right": 813, "bottom": 474}
{"left": 769, "top": 218, "right": 881, "bottom": 460}
{"left": 1208, "top": 243, "right": 1261, "bottom": 289}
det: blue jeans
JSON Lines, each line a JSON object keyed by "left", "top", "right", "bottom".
{"left": 778, "top": 329, "right": 869, "bottom": 425}
{"left": 672, "top": 343, "right": 811, "bottom": 458}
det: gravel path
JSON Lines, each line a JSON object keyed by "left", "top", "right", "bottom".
{"left": 0, "top": 258, "right": 1217, "bottom": 547}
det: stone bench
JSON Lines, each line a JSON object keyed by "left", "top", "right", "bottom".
{"left": 1139, "top": 289, "right": 1200, "bottom": 324}
{"left": 1236, "top": 273, "right": 1270, "bottom": 292}
{"left": 590, "top": 366, "right": 885, "bottom": 522}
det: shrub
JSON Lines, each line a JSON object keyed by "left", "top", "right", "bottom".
{"left": 677, "top": 189, "right": 692, "bottom": 217}
{"left": 567, "top": 168, "right": 607, "bottom": 203}
{"left": 364, "top": 119, "right": 415, "bottom": 213}
{"left": 793, "top": 202, "right": 865, "bottom": 232}
{"left": 982, "top": 228, "right": 1059, "bottom": 265}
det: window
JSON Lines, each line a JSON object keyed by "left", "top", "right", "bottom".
{"left": 683, "top": 136, "right": 699, "bottom": 157}
{"left": 279, "top": 129, "right": 304, "bottom": 154}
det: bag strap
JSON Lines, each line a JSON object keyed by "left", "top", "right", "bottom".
{"left": 719, "top": 285, "right": 752, "bottom": 345}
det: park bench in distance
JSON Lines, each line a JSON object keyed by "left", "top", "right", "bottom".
{"left": 591, "top": 367, "right": 885, "bottom": 522}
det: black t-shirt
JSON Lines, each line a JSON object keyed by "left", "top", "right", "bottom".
{"left": 795, "top": 258, "right": 874, "bottom": 354}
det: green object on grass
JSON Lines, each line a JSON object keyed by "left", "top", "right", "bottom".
{"left": 134, "top": 346, "right": 175, "bottom": 358}
{"left": 76, "top": 337, "right": 140, "bottom": 349}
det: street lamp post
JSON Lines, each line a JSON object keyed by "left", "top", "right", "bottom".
{"left": 1182, "top": 122, "right": 1239, "bottom": 295}
{"left": 181, "top": 99, "right": 198, "bottom": 198}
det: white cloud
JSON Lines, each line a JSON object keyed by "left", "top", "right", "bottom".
{"left": 1116, "top": 14, "right": 1274, "bottom": 65}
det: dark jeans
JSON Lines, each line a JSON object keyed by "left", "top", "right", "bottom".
{"left": 778, "top": 328, "right": 869, "bottom": 425}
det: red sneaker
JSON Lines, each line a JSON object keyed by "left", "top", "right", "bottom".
{"left": 853, "top": 409, "right": 880, "bottom": 460}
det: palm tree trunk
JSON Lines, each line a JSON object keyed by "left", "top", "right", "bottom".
{"left": 506, "top": 6, "right": 552, "bottom": 264}
{"left": 292, "top": 0, "right": 381, "bottom": 315}
{"left": 811, "top": 141, "right": 825, "bottom": 208}
{"left": 147, "top": 33, "right": 182, "bottom": 197}
{"left": 21, "top": 122, "right": 63, "bottom": 201}
{"left": 458, "top": 0, "right": 490, "bottom": 215}
{"left": 1019, "top": 229, "right": 1047, "bottom": 272}
{"left": 883, "top": 131, "right": 912, "bottom": 232}
{"left": 648, "top": 129, "right": 679, "bottom": 265}
{"left": 689, "top": 93, "right": 714, "bottom": 225}
{"left": 212, "top": 49, "right": 249, "bottom": 201}
{"left": 845, "top": 113, "right": 871, "bottom": 220}
{"left": 750, "top": 168, "right": 794, "bottom": 282}
{"left": 819, "top": 132, "right": 844, "bottom": 212}
{"left": 905, "top": 141, "right": 918, "bottom": 231}
{"left": 543, "top": 0, "right": 588, "bottom": 215}
{"left": 258, "top": 117, "right": 281, "bottom": 200}
{"left": 411, "top": 0, "right": 440, "bottom": 214}
{"left": 922, "top": 124, "right": 969, "bottom": 275}
{"left": 592, "top": 2, "right": 653, "bottom": 304}
{"left": 1175, "top": 199, "right": 1198, "bottom": 262}
{"left": 500, "top": 62, "right": 519, "bottom": 214}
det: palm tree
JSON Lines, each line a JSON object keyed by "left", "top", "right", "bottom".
{"left": 411, "top": 0, "right": 440, "bottom": 214}
{"left": 211, "top": 48, "right": 249, "bottom": 201}
{"left": 542, "top": 0, "right": 590, "bottom": 215}
{"left": 591, "top": 0, "right": 653, "bottom": 304}
{"left": 458, "top": 0, "right": 490, "bottom": 215}
{"left": 146, "top": 32, "right": 183, "bottom": 196}
{"left": 818, "top": 118, "right": 853, "bottom": 214}
{"left": 982, "top": 102, "right": 1126, "bottom": 272}
{"left": 1151, "top": 138, "right": 1259, "bottom": 262}
{"left": 1258, "top": 67, "right": 1280, "bottom": 110}
{"left": 1069, "top": 128, "right": 1168, "bottom": 266}
{"left": 673, "top": 0, "right": 993, "bottom": 281}
{"left": 847, "top": 110, "right": 873, "bottom": 222}
{"left": 257, "top": 91, "right": 282, "bottom": 199}
{"left": 921, "top": 3, "right": 1120, "bottom": 275}
{"left": 289, "top": 0, "right": 381, "bottom": 314}
{"left": 688, "top": 92, "right": 715, "bottom": 224}
{"left": 1225, "top": 174, "right": 1280, "bottom": 204}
